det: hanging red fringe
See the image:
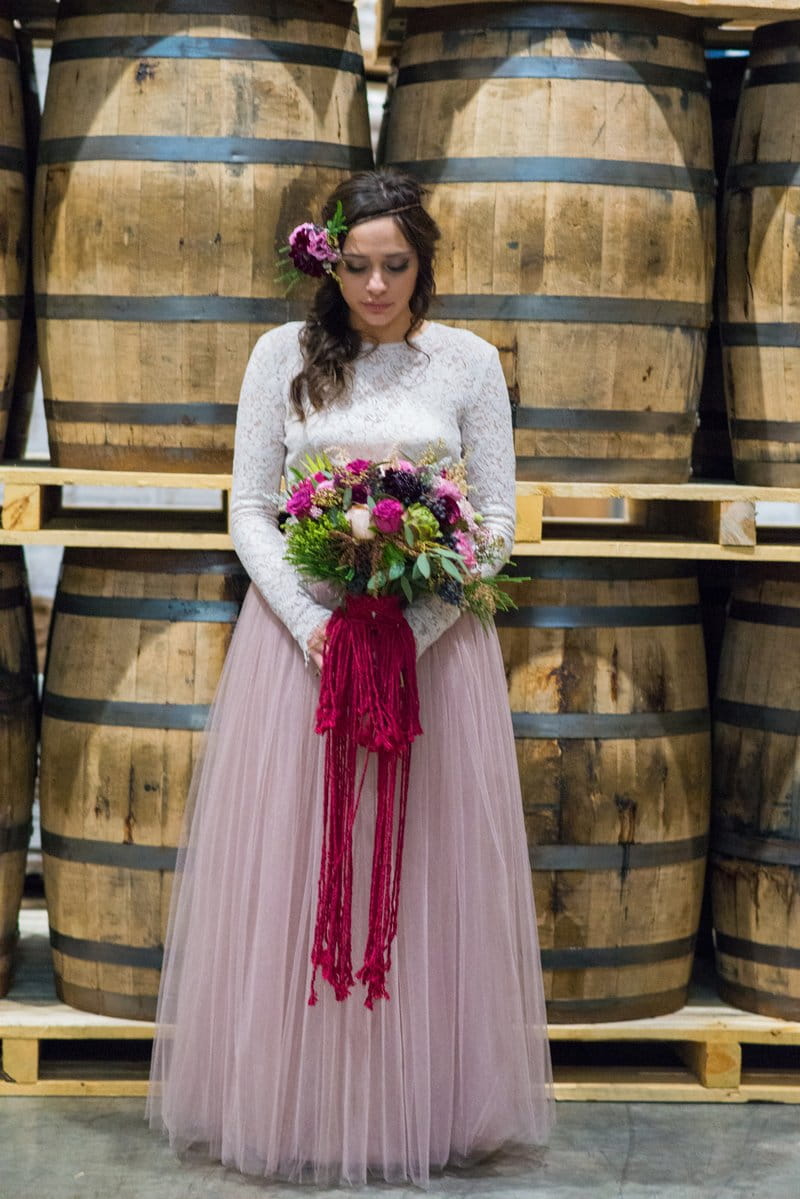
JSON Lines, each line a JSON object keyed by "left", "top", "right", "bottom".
{"left": 308, "top": 593, "right": 422, "bottom": 1009}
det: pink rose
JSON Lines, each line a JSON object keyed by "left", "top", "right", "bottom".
{"left": 313, "top": 471, "right": 328, "bottom": 482}
{"left": 286, "top": 479, "right": 315, "bottom": 517}
{"left": 433, "top": 476, "right": 463, "bottom": 503}
{"left": 346, "top": 504, "right": 375, "bottom": 540}
{"left": 346, "top": 458, "right": 371, "bottom": 475}
{"left": 315, "top": 478, "right": 335, "bottom": 493}
{"left": 372, "top": 498, "right": 404, "bottom": 534}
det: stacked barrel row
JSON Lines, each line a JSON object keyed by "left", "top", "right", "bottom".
{"left": 1, "top": 0, "right": 375, "bottom": 1014}
{"left": 373, "top": 5, "right": 800, "bottom": 1023}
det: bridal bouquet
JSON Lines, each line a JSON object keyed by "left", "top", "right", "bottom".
{"left": 280, "top": 449, "right": 519, "bottom": 1013}
{"left": 278, "top": 448, "right": 518, "bottom": 622}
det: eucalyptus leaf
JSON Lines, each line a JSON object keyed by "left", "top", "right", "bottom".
{"left": 400, "top": 574, "right": 414, "bottom": 603}
{"left": 441, "top": 555, "right": 464, "bottom": 581}
{"left": 417, "top": 552, "right": 431, "bottom": 579}
{"left": 342, "top": 485, "right": 352, "bottom": 509}
{"left": 404, "top": 523, "right": 415, "bottom": 548}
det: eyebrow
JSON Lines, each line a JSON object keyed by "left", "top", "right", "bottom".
{"left": 341, "top": 251, "right": 412, "bottom": 261}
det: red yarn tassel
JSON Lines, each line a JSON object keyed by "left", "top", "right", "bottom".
{"left": 308, "top": 594, "right": 422, "bottom": 1008}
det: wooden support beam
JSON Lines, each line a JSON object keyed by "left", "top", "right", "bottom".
{"left": 1, "top": 483, "right": 59, "bottom": 533}
{"left": 676, "top": 1039, "right": 743, "bottom": 1089}
{"left": 2, "top": 1037, "right": 39, "bottom": 1085}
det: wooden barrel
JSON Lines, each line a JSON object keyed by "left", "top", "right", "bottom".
{"left": 34, "top": 0, "right": 372, "bottom": 472}
{"left": 692, "top": 51, "right": 747, "bottom": 482}
{"left": 0, "top": 4, "right": 27, "bottom": 458}
{"left": 497, "top": 559, "right": 711, "bottom": 1021}
{"left": 0, "top": 548, "right": 38, "bottom": 996}
{"left": 712, "top": 566, "right": 800, "bottom": 1019}
{"left": 39, "top": 549, "right": 247, "bottom": 1019}
{"left": 4, "top": 26, "right": 40, "bottom": 460}
{"left": 721, "top": 23, "right": 800, "bottom": 484}
{"left": 380, "top": 4, "right": 715, "bottom": 482}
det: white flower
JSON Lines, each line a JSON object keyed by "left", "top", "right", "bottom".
{"left": 346, "top": 504, "right": 375, "bottom": 540}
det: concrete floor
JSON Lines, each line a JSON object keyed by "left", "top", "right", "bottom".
{"left": 2, "top": 1100, "right": 798, "bottom": 1198}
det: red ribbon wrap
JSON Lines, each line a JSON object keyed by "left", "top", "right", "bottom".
{"left": 309, "top": 593, "right": 422, "bottom": 1009}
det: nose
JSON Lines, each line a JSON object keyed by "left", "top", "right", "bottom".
{"left": 366, "top": 267, "right": 388, "bottom": 296}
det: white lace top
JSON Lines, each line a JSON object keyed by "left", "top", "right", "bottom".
{"left": 230, "top": 320, "right": 516, "bottom": 661}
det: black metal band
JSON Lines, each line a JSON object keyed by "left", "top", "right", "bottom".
{"left": 0, "top": 673, "right": 36, "bottom": 710}
{"left": 712, "top": 830, "right": 800, "bottom": 867}
{"left": 513, "top": 406, "right": 696, "bottom": 434}
{"left": 0, "top": 820, "right": 32, "bottom": 855}
{"left": 0, "top": 293, "right": 25, "bottom": 318}
{"left": 728, "top": 599, "right": 800, "bottom": 628}
{"left": 431, "top": 294, "right": 710, "bottom": 327}
{"left": 545, "top": 986, "right": 688, "bottom": 1017}
{"left": 746, "top": 63, "right": 800, "bottom": 89}
{"left": 63, "top": 549, "right": 243, "bottom": 574}
{"left": 404, "top": 4, "right": 702, "bottom": 42}
{"left": 495, "top": 603, "right": 701, "bottom": 629}
{"left": 715, "top": 931, "right": 800, "bottom": 970}
{"left": 41, "top": 829, "right": 178, "bottom": 872}
{"left": 54, "top": 592, "right": 240, "bottom": 622}
{"left": 396, "top": 57, "right": 707, "bottom": 94}
{"left": 714, "top": 697, "right": 800, "bottom": 736}
{"left": 58, "top": 0, "right": 355, "bottom": 25}
{"left": 531, "top": 834, "right": 708, "bottom": 871}
{"left": 43, "top": 691, "right": 211, "bottom": 731}
{"left": 49, "top": 926, "right": 164, "bottom": 971}
{"left": 715, "top": 978, "right": 800, "bottom": 1020}
{"left": 390, "top": 156, "right": 716, "bottom": 195}
{"left": 0, "top": 145, "right": 25, "bottom": 173}
{"left": 38, "top": 136, "right": 373, "bottom": 169}
{"left": 36, "top": 294, "right": 305, "bottom": 323}
{"left": 540, "top": 934, "right": 695, "bottom": 970}
{"left": 730, "top": 418, "right": 800, "bottom": 442}
{"left": 751, "top": 20, "right": 800, "bottom": 50}
{"left": 54, "top": 977, "right": 158, "bottom": 1020}
{"left": 45, "top": 399, "right": 237, "bottom": 426}
{"left": 514, "top": 456, "right": 691, "bottom": 481}
{"left": 51, "top": 37, "right": 363, "bottom": 75}
{"left": 727, "top": 162, "right": 800, "bottom": 191}
{"left": 512, "top": 708, "right": 709, "bottom": 740}
{"left": 0, "top": 584, "right": 26, "bottom": 610}
{"left": 502, "top": 560, "right": 695, "bottom": 581}
{"left": 722, "top": 322, "right": 800, "bottom": 348}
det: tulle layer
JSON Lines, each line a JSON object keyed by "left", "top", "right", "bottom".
{"left": 146, "top": 586, "right": 554, "bottom": 1187}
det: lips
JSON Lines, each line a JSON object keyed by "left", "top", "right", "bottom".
{"left": 363, "top": 302, "right": 392, "bottom": 312}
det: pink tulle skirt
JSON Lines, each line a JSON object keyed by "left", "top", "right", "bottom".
{"left": 146, "top": 586, "right": 554, "bottom": 1187}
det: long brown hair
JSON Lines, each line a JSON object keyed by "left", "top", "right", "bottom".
{"left": 290, "top": 169, "right": 440, "bottom": 419}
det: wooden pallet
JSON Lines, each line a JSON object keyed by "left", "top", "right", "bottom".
{"left": 4, "top": 464, "right": 800, "bottom": 561}
{"left": 2, "top": 910, "right": 798, "bottom": 1101}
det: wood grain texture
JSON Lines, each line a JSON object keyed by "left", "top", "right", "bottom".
{"left": 712, "top": 565, "right": 800, "bottom": 1020}
{"left": 0, "top": 548, "right": 38, "bottom": 997}
{"left": 33, "top": 2, "right": 372, "bottom": 471}
{"left": 38, "top": 549, "right": 246, "bottom": 1020}
{"left": 497, "top": 559, "right": 712, "bottom": 1022}
{"left": 0, "top": 15, "right": 28, "bottom": 455}
{"left": 380, "top": 6, "right": 715, "bottom": 482}
{"left": 721, "top": 23, "right": 800, "bottom": 486}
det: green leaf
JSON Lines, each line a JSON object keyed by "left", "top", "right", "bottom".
{"left": 403, "top": 523, "right": 415, "bottom": 548}
{"left": 400, "top": 574, "right": 414, "bottom": 604}
{"left": 342, "top": 485, "right": 352, "bottom": 509}
{"left": 388, "top": 559, "right": 405, "bottom": 581}
{"left": 367, "top": 494, "right": 376, "bottom": 510}
{"left": 416, "top": 552, "right": 431, "bottom": 579}
{"left": 441, "top": 555, "right": 464, "bottom": 581}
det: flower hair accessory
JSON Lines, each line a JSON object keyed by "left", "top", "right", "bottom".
{"left": 277, "top": 201, "right": 348, "bottom": 293}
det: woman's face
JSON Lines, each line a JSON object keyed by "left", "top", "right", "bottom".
{"left": 336, "top": 216, "right": 420, "bottom": 344}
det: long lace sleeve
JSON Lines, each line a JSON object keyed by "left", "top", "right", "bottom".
{"left": 405, "top": 345, "right": 516, "bottom": 657}
{"left": 229, "top": 331, "right": 331, "bottom": 662}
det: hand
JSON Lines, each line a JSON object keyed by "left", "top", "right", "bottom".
{"left": 307, "top": 617, "right": 330, "bottom": 673}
